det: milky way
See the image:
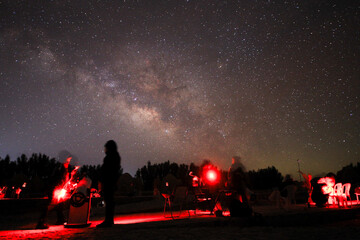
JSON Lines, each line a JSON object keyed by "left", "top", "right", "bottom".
{"left": 0, "top": 0, "right": 359, "bottom": 176}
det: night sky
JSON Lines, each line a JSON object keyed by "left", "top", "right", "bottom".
{"left": 0, "top": 0, "right": 359, "bottom": 177}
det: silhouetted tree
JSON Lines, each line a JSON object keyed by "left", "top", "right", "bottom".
{"left": 189, "top": 162, "right": 200, "bottom": 176}
{"left": 0, "top": 153, "right": 61, "bottom": 196}
{"left": 248, "top": 166, "right": 284, "bottom": 190}
{"left": 135, "top": 161, "right": 193, "bottom": 191}
{"left": 337, "top": 163, "right": 360, "bottom": 187}
{"left": 0, "top": 155, "right": 16, "bottom": 185}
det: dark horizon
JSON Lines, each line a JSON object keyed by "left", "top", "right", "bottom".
{"left": 0, "top": 151, "right": 358, "bottom": 179}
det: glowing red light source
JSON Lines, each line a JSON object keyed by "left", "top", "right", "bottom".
{"left": 54, "top": 188, "right": 67, "bottom": 202}
{"left": 206, "top": 170, "right": 217, "bottom": 182}
{"left": 203, "top": 167, "right": 220, "bottom": 185}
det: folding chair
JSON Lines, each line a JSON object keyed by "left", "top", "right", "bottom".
{"left": 329, "top": 183, "right": 342, "bottom": 206}
{"left": 162, "top": 186, "right": 190, "bottom": 219}
{"left": 355, "top": 187, "right": 360, "bottom": 205}
{"left": 341, "top": 183, "right": 351, "bottom": 207}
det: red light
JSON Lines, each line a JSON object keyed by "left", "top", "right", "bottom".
{"left": 207, "top": 170, "right": 217, "bottom": 182}
{"left": 318, "top": 177, "right": 335, "bottom": 195}
{"left": 54, "top": 188, "right": 67, "bottom": 202}
{"left": 203, "top": 167, "right": 219, "bottom": 185}
{"left": 192, "top": 176, "right": 199, "bottom": 187}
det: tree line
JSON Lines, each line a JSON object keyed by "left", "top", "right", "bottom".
{"left": 2, "top": 153, "right": 359, "bottom": 197}
{"left": 0, "top": 153, "right": 104, "bottom": 197}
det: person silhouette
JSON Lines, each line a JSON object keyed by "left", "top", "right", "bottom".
{"left": 228, "top": 156, "right": 249, "bottom": 204}
{"left": 97, "top": 140, "right": 121, "bottom": 228}
{"left": 36, "top": 157, "right": 71, "bottom": 229}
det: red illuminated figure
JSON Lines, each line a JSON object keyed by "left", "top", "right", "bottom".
{"left": 192, "top": 176, "right": 199, "bottom": 187}
{"left": 189, "top": 171, "right": 201, "bottom": 187}
{"left": 318, "top": 177, "right": 335, "bottom": 195}
{"left": 299, "top": 171, "right": 313, "bottom": 207}
{"left": 317, "top": 174, "right": 345, "bottom": 206}
{"left": 53, "top": 165, "right": 79, "bottom": 203}
{"left": 36, "top": 156, "right": 77, "bottom": 229}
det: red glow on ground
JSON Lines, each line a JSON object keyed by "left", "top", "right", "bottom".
{"left": 0, "top": 211, "right": 217, "bottom": 239}
{"left": 2, "top": 204, "right": 360, "bottom": 239}
{"left": 0, "top": 226, "right": 67, "bottom": 240}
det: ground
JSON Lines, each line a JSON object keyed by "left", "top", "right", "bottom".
{"left": 1, "top": 199, "right": 360, "bottom": 239}
{"left": 1, "top": 216, "right": 360, "bottom": 240}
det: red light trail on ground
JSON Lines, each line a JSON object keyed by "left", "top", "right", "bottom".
{"left": 0, "top": 211, "right": 215, "bottom": 239}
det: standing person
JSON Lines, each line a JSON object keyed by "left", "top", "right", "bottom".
{"left": 299, "top": 170, "right": 313, "bottom": 207}
{"left": 228, "top": 156, "right": 253, "bottom": 217}
{"left": 228, "top": 156, "right": 249, "bottom": 205}
{"left": 97, "top": 140, "right": 121, "bottom": 228}
{"left": 280, "top": 175, "right": 297, "bottom": 209}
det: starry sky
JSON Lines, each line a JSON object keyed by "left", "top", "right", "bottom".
{"left": 0, "top": 0, "right": 359, "bottom": 177}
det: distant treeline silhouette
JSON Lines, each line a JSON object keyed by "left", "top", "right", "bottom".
{"left": 135, "top": 161, "right": 192, "bottom": 191}
{"left": 248, "top": 166, "right": 284, "bottom": 190}
{"left": 1, "top": 153, "right": 360, "bottom": 197}
{"left": 336, "top": 162, "right": 360, "bottom": 187}
{"left": 0, "top": 153, "right": 108, "bottom": 197}
{"left": 134, "top": 161, "right": 286, "bottom": 191}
